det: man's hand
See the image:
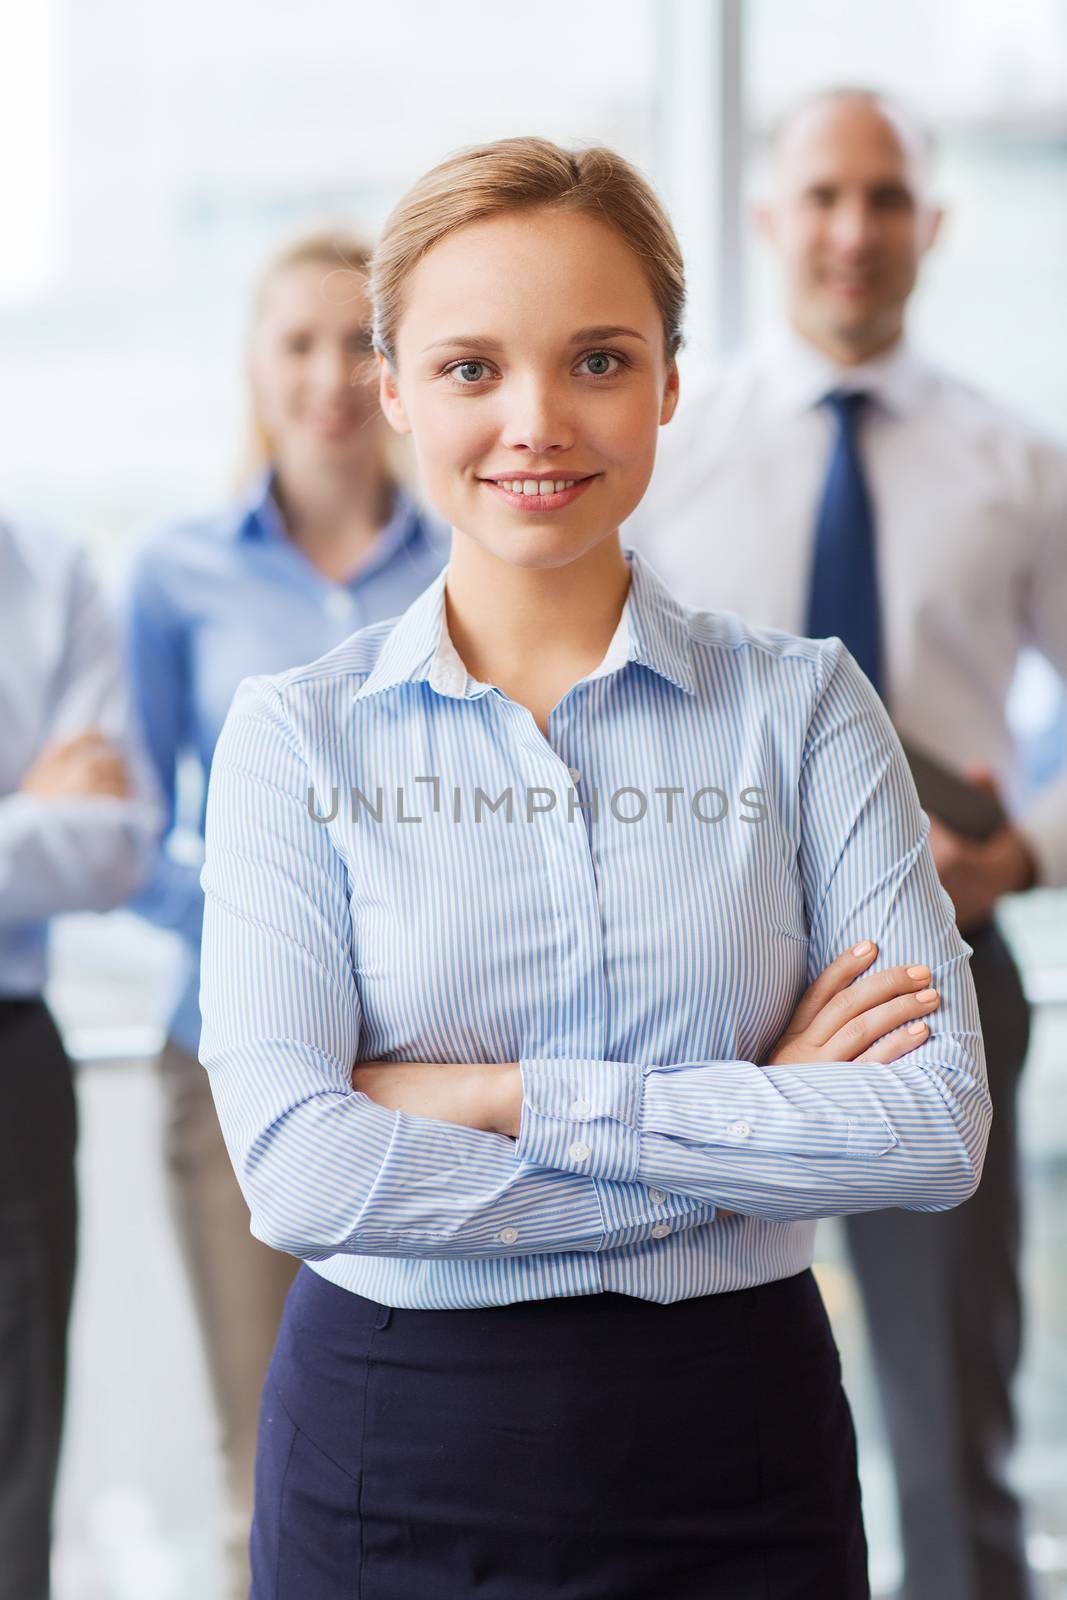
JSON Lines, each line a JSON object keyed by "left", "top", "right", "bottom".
{"left": 19, "top": 731, "right": 131, "bottom": 801}
{"left": 351, "top": 1060, "right": 522, "bottom": 1137}
{"left": 926, "top": 768, "right": 1036, "bottom": 934}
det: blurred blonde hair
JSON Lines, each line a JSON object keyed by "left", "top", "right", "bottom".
{"left": 240, "top": 226, "right": 403, "bottom": 488}
{"left": 370, "top": 136, "right": 686, "bottom": 368}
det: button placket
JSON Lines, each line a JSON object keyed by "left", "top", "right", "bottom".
{"left": 324, "top": 589, "right": 355, "bottom": 621}
{"left": 525, "top": 702, "right": 606, "bottom": 1066}
{"left": 493, "top": 696, "right": 610, "bottom": 1128}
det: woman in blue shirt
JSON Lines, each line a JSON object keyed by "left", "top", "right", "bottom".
{"left": 125, "top": 228, "right": 446, "bottom": 1600}
{"left": 199, "top": 144, "right": 989, "bottom": 1598}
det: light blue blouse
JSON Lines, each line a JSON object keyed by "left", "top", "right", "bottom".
{"left": 199, "top": 547, "right": 990, "bottom": 1309}
{"left": 125, "top": 474, "right": 447, "bottom": 1050}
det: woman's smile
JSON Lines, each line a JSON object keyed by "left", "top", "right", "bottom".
{"left": 477, "top": 471, "right": 599, "bottom": 513}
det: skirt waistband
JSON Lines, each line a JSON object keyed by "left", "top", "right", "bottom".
{"left": 292, "top": 1261, "right": 821, "bottom": 1340}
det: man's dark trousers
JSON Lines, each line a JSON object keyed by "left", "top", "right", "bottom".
{"left": 845, "top": 922, "right": 1033, "bottom": 1600}
{"left": 0, "top": 999, "right": 78, "bottom": 1600}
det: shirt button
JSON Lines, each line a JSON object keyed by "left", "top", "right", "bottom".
{"left": 650, "top": 1222, "right": 672, "bottom": 1239}
{"left": 568, "top": 767, "right": 581, "bottom": 784}
{"left": 648, "top": 1189, "right": 666, "bottom": 1206}
{"left": 324, "top": 590, "right": 355, "bottom": 620}
{"left": 568, "top": 1141, "right": 592, "bottom": 1164}
{"left": 728, "top": 1120, "right": 752, "bottom": 1140}
{"left": 569, "top": 1097, "right": 592, "bottom": 1120}
{"left": 498, "top": 1226, "right": 519, "bottom": 1245}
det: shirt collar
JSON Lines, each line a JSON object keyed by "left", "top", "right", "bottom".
{"left": 759, "top": 323, "right": 933, "bottom": 418}
{"left": 230, "top": 469, "right": 287, "bottom": 544}
{"left": 229, "top": 471, "right": 437, "bottom": 570}
{"left": 353, "top": 545, "right": 696, "bottom": 705}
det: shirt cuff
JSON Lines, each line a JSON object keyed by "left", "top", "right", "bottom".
{"left": 517, "top": 1057, "right": 643, "bottom": 1182}
{"left": 641, "top": 1064, "right": 898, "bottom": 1162}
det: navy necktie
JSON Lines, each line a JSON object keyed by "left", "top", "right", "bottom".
{"left": 804, "top": 390, "right": 884, "bottom": 699}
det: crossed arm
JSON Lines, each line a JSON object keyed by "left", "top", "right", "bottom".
{"left": 350, "top": 943, "right": 945, "bottom": 1140}
{"left": 200, "top": 645, "right": 989, "bottom": 1262}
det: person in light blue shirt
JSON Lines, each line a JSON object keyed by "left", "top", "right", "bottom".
{"left": 1, "top": 517, "right": 158, "bottom": 1600}
{"left": 124, "top": 228, "right": 446, "bottom": 1600}
{"left": 199, "top": 142, "right": 990, "bottom": 1599}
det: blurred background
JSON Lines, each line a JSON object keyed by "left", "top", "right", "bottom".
{"left": 1, "top": 1, "right": 1064, "bottom": 1595}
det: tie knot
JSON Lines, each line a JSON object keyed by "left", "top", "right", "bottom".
{"left": 821, "top": 389, "right": 869, "bottom": 428}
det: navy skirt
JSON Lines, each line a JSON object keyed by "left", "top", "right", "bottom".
{"left": 252, "top": 1266, "right": 869, "bottom": 1598}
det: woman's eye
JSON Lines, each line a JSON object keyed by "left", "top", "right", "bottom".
{"left": 285, "top": 334, "right": 313, "bottom": 356}
{"left": 449, "top": 360, "right": 491, "bottom": 384}
{"left": 580, "top": 351, "right": 622, "bottom": 377}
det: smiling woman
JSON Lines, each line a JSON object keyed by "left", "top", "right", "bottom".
{"left": 371, "top": 142, "right": 682, "bottom": 632}
{"left": 198, "top": 135, "right": 990, "bottom": 1600}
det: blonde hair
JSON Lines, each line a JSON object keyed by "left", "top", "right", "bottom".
{"left": 370, "top": 136, "right": 686, "bottom": 366}
{"left": 240, "top": 226, "right": 377, "bottom": 482}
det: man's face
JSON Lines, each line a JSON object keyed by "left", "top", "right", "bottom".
{"left": 759, "top": 97, "right": 943, "bottom": 360}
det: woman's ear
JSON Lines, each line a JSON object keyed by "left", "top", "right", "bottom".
{"left": 378, "top": 351, "right": 412, "bottom": 435}
{"left": 660, "top": 358, "right": 680, "bottom": 426}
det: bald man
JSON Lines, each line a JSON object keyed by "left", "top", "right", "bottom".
{"left": 627, "top": 89, "right": 1067, "bottom": 1600}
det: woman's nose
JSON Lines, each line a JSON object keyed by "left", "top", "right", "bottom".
{"left": 498, "top": 379, "right": 575, "bottom": 454}
{"left": 309, "top": 342, "right": 353, "bottom": 396}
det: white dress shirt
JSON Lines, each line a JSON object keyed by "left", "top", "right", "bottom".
{"left": 0, "top": 519, "right": 160, "bottom": 996}
{"left": 625, "top": 329, "right": 1067, "bottom": 887}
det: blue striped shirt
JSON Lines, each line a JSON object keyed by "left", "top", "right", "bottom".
{"left": 199, "top": 546, "right": 990, "bottom": 1309}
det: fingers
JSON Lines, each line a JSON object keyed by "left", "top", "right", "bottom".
{"left": 857, "top": 1017, "right": 933, "bottom": 1066}
{"left": 21, "top": 744, "right": 130, "bottom": 799}
{"left": 964, "top": 764, "right": 999, "bottom": 798}
{"left": 806, "top": 961, "right": 938, "bottom": 1048}
{"left": 824, "top": 986, "right": 940, "bottom": 1059}
{"left": 785, "top": 939, "right": 879, "bottom": 1036}
{"left": 58, "top": 744, "right": 130, "bottom": 798}
{"left": 63, "top": 729, "right": 113, "bottom": 752}
{"left": 38, "top": 729, "right": 114, "bottom": 762}
{"left": 80, "top": 755, "right": 131, "bottom": 798}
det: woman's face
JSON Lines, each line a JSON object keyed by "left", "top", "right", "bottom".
{"left": 249, "top": 261, "right": 384, "bottom": 473}
{"left": 379, "top": 208, "right": 678, "bottom": 569}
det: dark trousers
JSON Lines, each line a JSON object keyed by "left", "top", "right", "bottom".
{"left": 158, "top": 1041, "right": 297, "bottom": 1600}
{"left": 845, "top": 922, "right": 1032, "bottom": 1600}
{"left": 253, "top": 1265, "right": 869, "bottom": 1599}
{"left": 0, "top": 999, "right": 78, "bottom": 1600}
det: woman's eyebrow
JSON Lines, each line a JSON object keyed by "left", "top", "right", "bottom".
{"left": 568, "top": 325, "right": 648, "bottom": 344}
{"left": 421, "top": 325, "right": 649, "bottom": 356}
{"left": 421, "top": 334, "right": 501, "bottom": 354}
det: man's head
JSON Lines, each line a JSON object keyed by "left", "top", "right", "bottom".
{"left": 756, "top": 89, "right": 943, "bottom": 364}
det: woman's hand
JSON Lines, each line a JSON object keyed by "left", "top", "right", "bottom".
{"left": 352, "top": 944, "right": 937, "bottom": 1174}
{"left": 351, "top": 1060, "right": 522, "bottom": 1137}
{"left": 766, "top": 940, "right": 940, "bottom": 1067}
